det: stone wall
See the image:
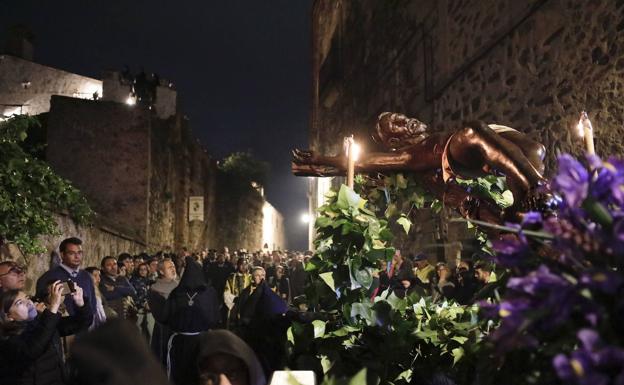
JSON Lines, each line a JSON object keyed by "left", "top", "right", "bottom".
{"left": 311, "top": 0, "right": 624, "bottom": 259}
{"left": 214, "top": 175, "right": 266, "bottom": 251}
{"left": 149, "top": 115, "right": 219, "bottom": 252}
{"left": 43, "top": 96, "right": 280, "bottom": 253}
{"left": 262, "top": 201, "right": 286, "bottom": 251}
{"left": 0, "top": 213, "right": 145, "bottom": 294}
{"left": 0, "top": 54, "right": 102, "bottom": 117}
{"left": 46, "top": 96, "right": 151, "bottom": 242}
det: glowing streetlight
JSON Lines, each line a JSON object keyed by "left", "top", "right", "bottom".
{"left": 301, "top": 213, "right": 311, "bottom": 223}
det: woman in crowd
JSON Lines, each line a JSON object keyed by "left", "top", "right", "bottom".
{"left": 431, "top": 263, "right": 456, "bottom": 302}
{"left": 453, "top": 260, "right": 480, "bottom": 304}
{"left": 130, "top": 262, "right": 154, "bottom": 340}
{"left": 268, "top": 265, "right": 291, "bottom": 303}
{"left": 84, "top": 266, "right": 111, "bottom": 327}
{"left": 0, "top": 280, "right": 92, "bottom": 385}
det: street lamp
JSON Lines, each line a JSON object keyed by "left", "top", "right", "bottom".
{"left": 301, "top": 213, "right": 311, "bottom": 223}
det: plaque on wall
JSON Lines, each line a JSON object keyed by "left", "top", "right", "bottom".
{"left": 188, "top": 196, "right": 204, "bottom": 222}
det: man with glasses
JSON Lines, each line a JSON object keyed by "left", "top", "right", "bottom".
{"left": 35, "top": 237, "right": 97, "bottom": 320}
{"left": 0, "top": 261, "right": 26, "bottom": 292}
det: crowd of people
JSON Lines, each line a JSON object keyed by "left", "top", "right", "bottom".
{"left": 0, "top": 236, "right": 496, "bottom": 385}
{"left": 373, "top": 250, "right": 497, "bottom": 305}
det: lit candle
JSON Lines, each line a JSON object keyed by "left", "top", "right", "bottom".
{"left": 577, "top": 111, "right": 595, "bottom": 155}
{"left": 344, "top": 136, "right": 360, "bottom": 189}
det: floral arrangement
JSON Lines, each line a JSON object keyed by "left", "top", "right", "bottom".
{"left": 482, "top": 154, "right": 624, "bottom": 384}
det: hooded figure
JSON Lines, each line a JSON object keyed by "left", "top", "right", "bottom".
{"left": 154, "top": 256, "right": 219, "bottom": 385}
{"left": 68, "top": 319, "right": 170, "bottom": 385}
{"left": 237, "top": 272, "right": 289, "bottom": 374}
{"left": 197, "top": 330, "right": 266, "bottom": 385}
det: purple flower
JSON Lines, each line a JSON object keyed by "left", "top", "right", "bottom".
{"left": 553, "top": 350, "right": 608, "bottom": 385}
{"left": 580, "top": 269, "right": 624, "bottom": 294}
{"left": 521, "top": 211, "right": 543, "bottom": 227}
{"left": 553, "top": 155, "right": 589, "bottom": 207}
{"left": 553, "top": 329, "right": 624, "bottom": 385}
{"left": 492, "top": 236, "right": 530, "bottom": 268}
{"left": 507, "top": 265, "right": 570, "bottom": 296}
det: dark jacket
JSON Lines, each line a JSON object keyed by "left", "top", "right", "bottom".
{"left": 204, "top": 261, "right": 234, "bottom": 301}
{"left": 268, "top": 276, "right": 291, "bottom": 303}
{"left": 99, "top": 274, "right": 136, "bottom": 318}
{"left": 0, "top": 302, "right": 92, "bottom": 385}
{"left": 129, "top": 275, "right": 151, "bottom": 308}
{"left": 35, "top": 266, "right": 97, "bottom": 320}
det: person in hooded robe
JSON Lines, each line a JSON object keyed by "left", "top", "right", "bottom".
{"left": 153, "top": 256, "right": 220, "bottom": 385}
{"left": 237, "top": 266, "right": 289, "bottom": 374}
{"left": 197, "top": 329, "right": 266, "bottom": 385}
{"left": 67, "top": 319, "right": 170, "bottom": 385}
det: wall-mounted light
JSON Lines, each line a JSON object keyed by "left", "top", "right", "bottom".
{"left": 126, "top": 94, "right": 136, "bottom": 106}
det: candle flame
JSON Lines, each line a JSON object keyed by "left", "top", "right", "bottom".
{"left": 352, "top": 143, "right": 361, "bottom": 161}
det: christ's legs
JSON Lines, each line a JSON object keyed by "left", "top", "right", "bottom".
{"left": 447, "top": 121, "right": 545, "bottom": 204}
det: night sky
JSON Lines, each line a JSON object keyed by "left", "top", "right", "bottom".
{"left": 1, "top": 1, "right": 313, "bottom": 250}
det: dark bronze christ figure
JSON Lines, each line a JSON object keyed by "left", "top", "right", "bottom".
{"left": 293, "top": 112, "right": 548, "bottom": 223}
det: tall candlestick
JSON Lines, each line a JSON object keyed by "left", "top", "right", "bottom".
{"left": 345, "top": 136, "right": 355, "bottom": 189}
{"left": 343, "top": 136, "right": 360, "bottom": 189}
{"left": 577, "top": 111, "right": 595, "bottom": 155}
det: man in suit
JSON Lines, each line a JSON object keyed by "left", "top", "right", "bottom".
{"left": 36, "top": 237, "right": 97, "bottom": 321}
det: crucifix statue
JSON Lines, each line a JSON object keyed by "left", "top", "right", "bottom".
{"left": 292, "top": 112, "right": 549, "bottom": 224}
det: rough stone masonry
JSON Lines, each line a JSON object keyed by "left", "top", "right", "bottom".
{"left": 309, "top": 0, "right": 624, "bottom": 260}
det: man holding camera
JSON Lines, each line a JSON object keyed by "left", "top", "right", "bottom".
{"left": 35, "top": 237, "right": 97, "bottom": 321}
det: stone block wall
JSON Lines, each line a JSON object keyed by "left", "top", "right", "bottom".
{"left": 0, "top": 213, "right": 145, "bottom": 294}
{"left": 214, "top": 175, "right": 265, "bottom": 251}
{"left": 46, "top": 96, "right": 151, "bottom": 242}
{"left": 44, "top": 96, "right": 276, "bottom": 253}
{"left": 0, "top": 54, "right": 102, "bottom": 116}
{"left": 149, "top": 115, "right": 219, "bottom": 252}
{"left": 311, "top": 0, "right": 624, "bottom": 260}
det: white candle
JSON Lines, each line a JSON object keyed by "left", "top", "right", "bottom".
{"left": 577, "top": 111, "right": 595, "bottom": 155}
{"left": 344, "top": 136, "right": 360, "bottom": 189}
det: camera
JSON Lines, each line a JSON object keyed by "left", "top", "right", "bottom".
{"left": 61, "top": 279, "right": 76, "bottom": 296}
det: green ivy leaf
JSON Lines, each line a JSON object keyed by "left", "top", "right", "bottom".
{"left": 350, "top": 302, "right": 375, "bottom": 325}
{"left": 395, "top": 369, "right": 412, "bottom": 383}
{"left": 312, "top": 319, "right": 326, "bottom": 338}
{"left": 316, "top": 216, "right": 332, "bottom": 228}
{"left": 451, "top": 336, "right": 468, "bottom": 345}
{"left": 430, "top": 199, "right": 443, "bottom": 213}
{"left": 396, "top": 173, "right": 408, "bottom": 189}
{"left": 337, "top": 185, "right": 363, "bottom": 210}
{"left": 452, "top": 347, "right": 465, "bottom": 365}
{"left": 319, "top": 272, "right": 336, "bottom": 292}
{"left": 396, "top": 215, "right": 411, "bottom": 234}
{"left": 348, "top": 369, "right": 368, "bottom": 385}
{"left": 384, "top": 203, "right": 398, "bottom": 218}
